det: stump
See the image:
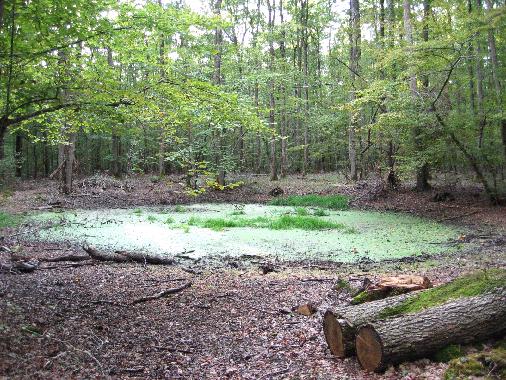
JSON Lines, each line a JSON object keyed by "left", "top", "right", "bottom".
{"left": 355, "top": 289, "right": 506, "bottom": 372}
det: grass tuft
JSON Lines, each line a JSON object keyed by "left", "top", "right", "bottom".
{"left": 269, "top": 194, "right": 349, "bottom": 210}
{"left": 314, "top": 208, "right": 330, "bottom": 216}
{"left": 173, "top": 205, "right": 186, "bottom": 213}
{"left": 187, "top": 214, "right": 353, "bottom": 232}
{"left": 0, "top": 211, "right": 23, "bottom": 228}
{"left": 379, "top": 269, "right": 506, "bottom": 318}
{"left": 164, "top": 217, "right": 175, "bottom": 224}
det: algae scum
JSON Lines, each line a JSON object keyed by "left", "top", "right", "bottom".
{"left": 30, "top": 204, "right": 467, "bottom": 263}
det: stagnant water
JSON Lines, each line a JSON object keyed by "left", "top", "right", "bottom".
{"left": 29, "top": 204, "right": 468, "bottom": 263}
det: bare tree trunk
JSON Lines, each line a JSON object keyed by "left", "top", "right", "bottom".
{"left": 279, "top": 0, "right": 287, "bottom": 178}
{"left": 213, "top": 0, "right": 225, "bottom": 185}
{"left": 301, "top": 0, "right": 309, "bottom": 176}
{"left": 484, "top": 0, "right": 505, "bottom": 160}
{"left": 267, "top": 0, "right": 278, "bottom": 181}
{"left": 348, "top": 0, "right": 361, "bottom": 181}
{"left": 475, "top": 1, "right": 486, "bottom": 149}
{"left": 403, "top": 0, "right": 430, "bottom": 191}
{"left": 14, "top": 133, "right": 22, "bottom": 177}
{"left": 107, "top": 47, "right": 122, "bottom": 178}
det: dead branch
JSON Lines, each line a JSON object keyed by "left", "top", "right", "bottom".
{"left": 132, "top": 282, "right": 192, "bottom": 305}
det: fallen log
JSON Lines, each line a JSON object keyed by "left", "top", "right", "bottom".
{"left": 355, "top": 289, "right": 506, "bottom": 372}
{"left": 323, "top": 292, "right": 419, "bottom": 357}
{"left": 83, "top": 245, "right": 174, "bottom": 265}
{"left": 132, "top": 282, "right": 192, "bottom": 304}
{"left": 40, "top": 254, "right": 90, "bottom": 262}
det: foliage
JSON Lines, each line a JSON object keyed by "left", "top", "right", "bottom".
{"left": 379, "top": 270, "right": 506, "bottom": 318}
{"left": 269, "top": 195, "right": 349, "bottom": 210}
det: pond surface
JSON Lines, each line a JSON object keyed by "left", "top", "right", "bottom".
{"left": 30, "top": 204, "right": 467, "bottom": 263}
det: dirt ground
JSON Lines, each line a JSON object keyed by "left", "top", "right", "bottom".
{"left": 1, "top": 173, "right": 505, "bottom": 379}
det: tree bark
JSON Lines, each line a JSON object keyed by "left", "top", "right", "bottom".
{"left": 267, "top": 0, "right": 278, "bottom": 181}
{"left": 348, "top": 0, "right": 361, "bottom": 181}
{"left": 301, "top": 0, "right": 309, "bottom": 176}
{"left": 15, "top": 132, "right": 22, "bottom": 177}
{"left": 356, "top": 290, "right": 506, "bottom": 372}
{"left": 323, "top": 292, "right": 419, "bottom": 358}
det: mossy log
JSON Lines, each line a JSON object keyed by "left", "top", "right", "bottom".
{"left": 323, "top": 292, "right": 418, "bottom": 357}
{"left": 355, "top": 289, "right": 506, "bottom": 372}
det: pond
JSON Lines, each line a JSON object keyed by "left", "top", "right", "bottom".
{"left": 30, "top": 204, "right": 467, "bottom": 263}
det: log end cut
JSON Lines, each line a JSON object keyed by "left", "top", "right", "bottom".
{"left": 323, "top": 310, "right": 353, "bottom": 358}
{"left": 356, "top": 325, "right": 384, "bottom": 372}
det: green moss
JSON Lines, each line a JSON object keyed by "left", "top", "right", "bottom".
{"left": 268, "top": 194, "right": 349, "bottom": 210}
{"left": 186, "top": 214, "right": 352, "bottom": 232}
{"left": 0, "top": 211, "right": 23, "bottom": 228}
{"left": 379, "top": 270, "right": 506, "bottom": 318}
{"left": 435, "top": 345, "right": 463, "bottom": 363}
{"left": 351, "top": 290, "right": 388, "bottom": 305}
{"left": 444, "top": 343, "right": 506, "bottom": 379}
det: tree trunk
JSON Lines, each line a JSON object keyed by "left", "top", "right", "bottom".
{"left": 267, "top": 0, "right": 278, "bottom": 181}
{"left": 484, "top": 0, "right": 505, "bottom": 160}
{"left": 323, "top": 292, "right": 419, "bottom": 358}
{"left": 15, "top": 132, "right": 22, "bottom": 177}
{"left": 61, "top": 133, "right": 76, "bottom": 194}
{"left": 301, "top": 0, "right": 309, "bottom": 176}
{"left": 356, "top": 290, "right": 506, "bottom": 372}
{"left": 348, "top": 0, "right": 360, "bottom": 181}
{"left": 107, "top": 47, "right": 122, "bottom": 178}
{"left": 279, "top": 0, "right": 287, "bottom": 178}
{"left": 213, "top": 0, "right": 225, "bottom": 186}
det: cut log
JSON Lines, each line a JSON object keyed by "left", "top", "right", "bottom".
{"left": 355, "top": 289, "right": 506, "bottom": 372}
{"left": 351, "top": 275, "right": 431, "bottom": 304}
{"left": 83, "top": 245, "right": 174, "bottom": 265}
{"left": 323, "top": 292, "right": 418, "bottom": 357}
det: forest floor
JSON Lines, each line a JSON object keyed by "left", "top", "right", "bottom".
{"left": 1, "top": 173, "right": 505, "bottom": 379}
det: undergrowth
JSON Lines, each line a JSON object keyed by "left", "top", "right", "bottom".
{"left": 187, "top": 214, "right": 354, "bottom": 232}
{"left": 378, "top": 269, "right": 506, "bottom": 318}
{"left": 444, "top": 339, "right": 506, "bottom": 379}
{"left": 268, "top": 194, "right": 349, "bottom": 210}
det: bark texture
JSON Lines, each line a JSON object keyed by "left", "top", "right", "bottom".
{"left": 356, "top": 290, "right": 506, "bottom": 372}
{"left": 323, "top": 292, "right": 418, "bottom": 357}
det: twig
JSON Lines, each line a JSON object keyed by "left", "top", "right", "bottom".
{"left": 132, "top": 282, "right": 192, "bottom": 305}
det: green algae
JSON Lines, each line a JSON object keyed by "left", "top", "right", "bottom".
{"left": 29, "top": 204, "right": 468, "bottom": 263}
{"left": 378, "top": 269, "right": 506, "bottom": 318}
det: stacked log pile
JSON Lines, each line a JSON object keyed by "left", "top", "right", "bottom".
{"left": 323, "top": 275, "right": 506, "bottom": 372}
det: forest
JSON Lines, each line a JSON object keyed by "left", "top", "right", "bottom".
{"left": 0, "top": 0, "right": 505, "bottom": 379}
